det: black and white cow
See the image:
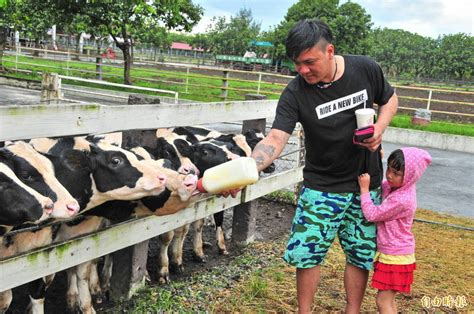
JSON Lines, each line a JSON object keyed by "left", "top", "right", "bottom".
{"left": 24, "top": 137, "right": 172, "bottom": 314}
{"left": 150, "top": 126, "right": 274, "bottom": 284}
{"left": 0, "top": 141, "right": 83, "bottom": 313}
{"left": 0, "top": 162, "right": 55, "bottom": 313}
{"left": 0, "top": 162, "right": 54, "bottom": 233}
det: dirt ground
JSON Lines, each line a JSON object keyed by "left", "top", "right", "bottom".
{"left": 153, "top": 63, "right": 474, "bottom": 124}
{"left": 6, "top": 198, "right": 296, "bottom": 313}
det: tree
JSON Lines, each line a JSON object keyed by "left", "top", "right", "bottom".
{"left": 206, "top": 8, "right": 261, "bottom": 55}
{"left": 0, "top": 0, "right": 8, "bottom": 71}
{"left": 4, "top": 0, "right": 65, "bottom": 56}
{"left": 436, "top": 33, "right": 473, "bottom": 80}
{"left": 48, "top": 1, "right": 203, "bottom": 85}
{"left": 269, "top": 0, "right": 372, "bottom": 58}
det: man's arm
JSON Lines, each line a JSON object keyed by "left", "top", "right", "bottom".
{"left": 360, "top": 92, "right": 398, "bottom": 152}
{"left": 251, "top": 128, "right": 291, "bottom": 172}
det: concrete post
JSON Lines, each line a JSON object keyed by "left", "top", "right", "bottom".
{"left": 109, "top": 241, "right": 148, "bottom": 301}
{"left": 220, "top": 70, "right": 229, "bottom": 100}
{"left": 232, "top": 93, "right": 267, "bottom": 247}
{"left": 40, "top": 73, "right": 62, "bottom": 104}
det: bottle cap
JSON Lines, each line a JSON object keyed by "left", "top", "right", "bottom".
{"left": 196, "top": 178, "right": 207, "bottom": 193}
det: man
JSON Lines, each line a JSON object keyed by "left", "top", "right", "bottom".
{"left": 251, "top": 19, "right": 398, "bottom": 313}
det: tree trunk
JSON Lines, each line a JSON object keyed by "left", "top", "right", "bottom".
{"left": 74, "top": 34, "right": 81, "bottom": 61}
{"left": 0, "top": 26, "right": 6, "bottom": 72}
{"left": 120, "top": 42, "right": 132, "bottom": 85}
{"left": 33, "top": 38, "right": 41, "bottom": 57}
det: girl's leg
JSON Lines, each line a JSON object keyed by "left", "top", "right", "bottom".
{"left": 376, "top": 290, "right": 397, "bottom": 314}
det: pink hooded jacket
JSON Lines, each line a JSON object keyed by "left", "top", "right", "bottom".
{"left": 360, "top": 147, "right": 432, "bottom": 255}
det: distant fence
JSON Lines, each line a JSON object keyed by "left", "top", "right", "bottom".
{"left": 2, "top": 46, "right": 474, "bottom": 121}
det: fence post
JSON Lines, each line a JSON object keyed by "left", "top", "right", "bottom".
{"left": 108, "top": 96, "right": 160, "bottom": 301}
{"left": 232, "top": 93, "right": 267, "bottom": 247}
{"left": 96, "top": 55, "right": 103, "bottom": 80}
{"left": 15, "top": 46, "right": 19, "bottom": 72}
{"left": 257, "top": 73, "right": 262, "bottom": 95}
{"left": 185, "top": 67, "right": 190, "bottom": 94}
{"left": 427, "top": 89, "right": 433, "bottom": 110}
{"left": 294, "top": 123, "right": 305, "bottom": 204}
{"left": 220, "top": 70, "right": 229, "bottom": 100}
{"left": 40, "top": 72, "right": 62, "bottom": 104}
{"left": 66, "top": 51, "right": 70, "bottom": 76}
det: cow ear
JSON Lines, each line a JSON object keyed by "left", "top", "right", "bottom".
{"left": 89, "top": 143, "right": 101, "bottom": 154}
{"left": 61, "top": 149, "right": 92, "bottom": 171}
{"left": 0, "top": 148, "right": 7, "bottom": 161}
{"left": 174, "top": 139, "right": 193, "bottom": 157}
{"left": 0, "top": 148, "right": 13, "bottom": 166}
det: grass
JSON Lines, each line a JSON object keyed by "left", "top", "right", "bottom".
{"left": 2, "top": 54, "right": 473, "bottom": 136}
{"left": 390, "top": 114, "right": 474, "bottom": 137}
{"left": 105, "top": 209, "right": 474, "bottom": 312}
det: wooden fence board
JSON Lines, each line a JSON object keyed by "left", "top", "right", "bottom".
{"left": 0, "top": 167, "right": 302, "bottom": 292}
{"left": 0, "top": 100, "right": 277, "bottom": 141}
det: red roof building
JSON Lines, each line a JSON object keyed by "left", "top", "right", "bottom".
{"left": 170, "top": 42, "right": 204, "bottom": 52}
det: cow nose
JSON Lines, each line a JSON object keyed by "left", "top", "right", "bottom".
{"left": 158, "top": 174, "right": 167, "bottom": 184}
{"left": 184, "top": 175, "right": 198, "bottom": 188}
{"left": 67, "top": 204, "right": 80, "bottom": 215}
{"left": 44, "top": 202, "right": 54, "bottom": 215}
{"left": 179, "top": 165, "right": 197, "bottom": 175}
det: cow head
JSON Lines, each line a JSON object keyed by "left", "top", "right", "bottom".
{"left": 32, "top": 138, "right": 168, "bottom": 212}
{"left": 0, "top": 162, "right": 54, "bottom": 226}
{"left": 1, "top": 142, "right": 79, "bottom": 219}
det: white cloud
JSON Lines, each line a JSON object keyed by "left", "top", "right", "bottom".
{"left": 191, "top": 0, "right": 473, "bottom": 37}
{"left": 351, "top": 0, "right": 473, "bottom": 37}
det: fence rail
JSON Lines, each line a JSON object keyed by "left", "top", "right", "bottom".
{"left": 2, "top": 47, "right": 473, "bottom": 120}
{"left": 0, "top": 98, "right": 304, "bottom": 297}
{"left": 0, "top": 166, "right": 303, "bottom": 292}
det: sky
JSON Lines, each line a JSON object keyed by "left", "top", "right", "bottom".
{"left": 191, "top": 0, "right": 473, "bottom": 39}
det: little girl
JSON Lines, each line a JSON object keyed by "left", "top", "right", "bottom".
{"left": 358, "top": 147, "right": 432, "bottom": 313}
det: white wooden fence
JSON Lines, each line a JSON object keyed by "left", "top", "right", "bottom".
{"left": 0, "top": 98, "right": 303, "bottom": 292}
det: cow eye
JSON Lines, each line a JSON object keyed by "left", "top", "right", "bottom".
{"left": 19, "top": 172, "right": 34, "bottom": 182}
{"left": 110, "top": 156, "right": 123, "bottom": 167}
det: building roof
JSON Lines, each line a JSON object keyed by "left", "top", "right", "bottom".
{"left": 170, "top": 42, "right": 204, "bottom": 52}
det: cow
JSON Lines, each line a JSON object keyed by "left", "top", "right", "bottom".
{"left": 0, "top": 140, "right": 83, "bottom": 313}
{"left": 23, "top": 136, "right": 172, "bottom": 314}
{"left": 150, "top": 126, "right": 274, "bottom": 284}
{"left": 0, "top": 162, "right": 55, "bottom": 313}
{"left": 0, "top": 162, "right": 54, "bottom": 232}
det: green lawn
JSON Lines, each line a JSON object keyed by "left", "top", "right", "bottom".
{"left": 2, "top": 55, "right": 473, "bottom": 137}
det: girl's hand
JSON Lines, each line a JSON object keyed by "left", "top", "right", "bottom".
{"left": 358, "top": 173, "right": 371, "bottom": 194}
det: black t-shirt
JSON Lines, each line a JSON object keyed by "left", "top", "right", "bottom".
{"left": 272, "top": 55, "right": 395, "bottom": 193}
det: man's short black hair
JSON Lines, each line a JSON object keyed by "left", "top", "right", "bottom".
{"left": 285, "top": 19, "right": 333, "bottom": 61}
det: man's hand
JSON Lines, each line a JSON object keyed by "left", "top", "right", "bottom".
{"left": 359, "top": 93, "right": 398, "bottom": 152}
{"left": 358, "top": 123, "right": 382, "bottom": 152}
{"left": 358, "top": 173, "right": 371, "bottom": 194}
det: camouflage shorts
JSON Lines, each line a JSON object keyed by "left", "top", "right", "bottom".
{"left": 283, "top": 186, "right": 381, "bottom": 270}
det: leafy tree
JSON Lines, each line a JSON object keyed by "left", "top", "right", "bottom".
{"left": 436, "top": 33, "right": 473, "bottom": 80}
{"left": 269, "top": 0, "right": 372, "bottom": 58}
{"left": 190, "top": 33, "right": 211, "bottom": 52}
{"left": 5, "top": 0, "right": 65, "bottom": 56}
{"left": 47, "top": 1, "right": 203, "bottom": 85}
{"left": 206, "top": 8, "right": 261, "bottom": 55}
